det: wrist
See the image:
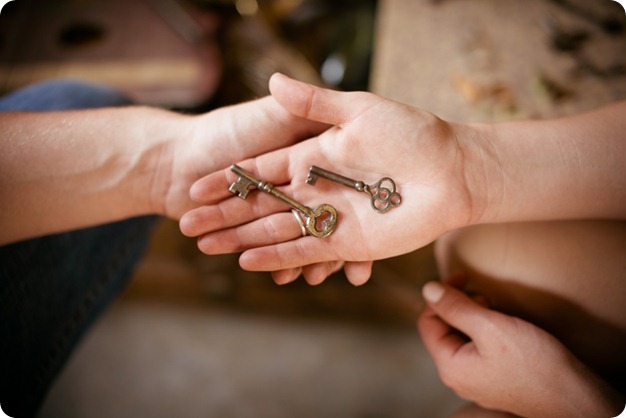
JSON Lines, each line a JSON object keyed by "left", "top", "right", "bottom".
{"left": 562, "top": 359, "right": 625, "bottom": 418}
{"left": 135, "top": 107, "right": 193, "bottom": 217}
{"left": 458, "top": 103, "right": 626, "bottom": 225}
{"left": 448, "top": 121, "right": 497, "bottom": 228}
{"left": 458, "top": 118, "right": 563, "bottom": 226}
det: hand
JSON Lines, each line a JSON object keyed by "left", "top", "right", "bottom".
{"left": 163, "top": 94, "right": 374, "bottom": 286}
{"left": 448, "top": 403, "right": 519, "bottom": 418}
{"left": 157, "top": 95, "right": 326, "bottom": 220}
{"left": 179, "top": 74, "right": 476, "bottom": 282}
{"left": 418, "top": 280, "right": 624, "bottom": 418}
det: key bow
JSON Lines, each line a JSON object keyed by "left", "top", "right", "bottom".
{"left": 366, "top": 177, "right": 402, "bottom": 213}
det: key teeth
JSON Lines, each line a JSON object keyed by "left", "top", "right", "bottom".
{"left": 229, "top": 181, "right": 250, "bottom": 199}
{"left": 306, "top": 174, "right": 318, "bottom": 186}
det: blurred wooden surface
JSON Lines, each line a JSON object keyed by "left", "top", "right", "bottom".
{"left": 125, "top": 219, "right": 433, "bottom": 328}
{"left": 371, "top": 0, "right": 626, "bottom": 122}
{"left": 0, "top": 0, "right": 222, "bottom": 107}
{"left": 38, "top": 2, "right": 626, "bottom": 416}
{"left": 127, "top": 0, "right": 626, "bottom": 326}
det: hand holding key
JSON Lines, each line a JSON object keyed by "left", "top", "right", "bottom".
{"left": 180, "top": 74, "right": 477, "bottom": 285}
{"left": 229, "top": 164, "right": 337, "bottom": 238}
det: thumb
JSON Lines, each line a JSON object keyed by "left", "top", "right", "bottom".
{"left": 422, "top": 281, "right": 494, "bottom": 341}
{"left": 268, "top": 72, "right": 383, "bottom": 126}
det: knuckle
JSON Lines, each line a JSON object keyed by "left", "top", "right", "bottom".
{"left": 262, "top": 216, "right": 281, "bottom": 241}
{"left": 439, "top": 367, "right": 461, "bottom": 391}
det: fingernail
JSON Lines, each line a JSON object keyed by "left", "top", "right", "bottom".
{"left": 423, "top": 281, "right": 445, "bottom": 303}
{"left": 271, "top": 72, "right": 287, "bottom": 81}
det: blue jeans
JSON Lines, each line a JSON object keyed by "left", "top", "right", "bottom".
{"left": 0, "top": 81, "right": 156, "bottom": 417}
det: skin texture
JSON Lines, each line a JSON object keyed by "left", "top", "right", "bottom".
{"left": 0, "top": 93, "right": 368, "bottom": 283}
{"left": 180, "top": 74, "right": 478, "bottom": 280}
{"left": 181, "top": 74, "right": 626, "bottom": 279}
{"left": 0, "top": 97, "right": 322, "bottom": 243}
{"left": 3, "top": 75, "right": 624, "bottom": 416}
{"left": 434, "top": 221, "right": 626, "bottom": 417}
{"left": 180, "top": 74, "right": 626, "bottom": 416}
{"left": 419, "top": 280, "right": 623, "bottom": 418}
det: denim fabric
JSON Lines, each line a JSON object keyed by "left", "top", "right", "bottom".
{"left": 0, "top": 79, "right": 136, "bottom": 111}
{"left": 0, "top": 80, "right": 156, "bottom": 417}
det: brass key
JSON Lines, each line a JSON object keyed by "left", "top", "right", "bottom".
{"left": 306, "top": 165, "right": 401, "bottom": 213}
{"left": 229, "top": 165, "right": 337, "bottom": 238}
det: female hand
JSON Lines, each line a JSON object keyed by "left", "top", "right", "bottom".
{"left": 418, "top": 280, "right": 624, "bottom": 418}
{"left": 448, "top": 403, "right": 519, "bottom": 418}
{"left": 179, "top": 74, "right": 478, "bottom": 283}
{"left": 163, "top": 94, "right": 377, "bottom": 285}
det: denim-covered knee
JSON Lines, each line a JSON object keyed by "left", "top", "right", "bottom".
{"left": 0, "top": 79, "right": 132, "bottom": 112}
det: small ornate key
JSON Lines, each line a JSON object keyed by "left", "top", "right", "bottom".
{"left": 306, "top": 165, "right": 402, "bottom": 213}
{"left": 229, "top": 164, "right": 338, "bottom": 238}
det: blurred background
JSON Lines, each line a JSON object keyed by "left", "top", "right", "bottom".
{"left": 1, "top": 0, "right": 625, "bottom": 416}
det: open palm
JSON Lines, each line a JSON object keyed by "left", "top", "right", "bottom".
{"left": 180, "top": 74, "right": 474, "bottom": 276}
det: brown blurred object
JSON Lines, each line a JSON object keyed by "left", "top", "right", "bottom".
{"left": 0, "top": 0, "right": 222, "bottom": 107}
{"left": 126, "top": 218, "right": 432, "bottom": 329}
{"left": 204, "top": 0, "right": 323, "bottom": 105}
{"left": 371, "top": 0, "right": 626, "bottom": 122}
{"left": 119, "top": 0, "right": 427, "bottom": 329}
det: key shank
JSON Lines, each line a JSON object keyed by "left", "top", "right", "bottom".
{"left": 229, "top": 165, "right": 337, "bottom": 238}
{"left": 307, "top": 165, "right": 367, "bottom": 192}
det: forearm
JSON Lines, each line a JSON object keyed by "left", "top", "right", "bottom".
{"left": 463, "top": 101, "right": 626, "bottom": 225}
{"left": 551, "top": 358, "right": 624, "bottom": 418}
{"left": 0, "top": 106, "right": 189, "bottom": 244}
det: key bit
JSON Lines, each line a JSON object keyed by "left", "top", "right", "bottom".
{"left": 229, "top": 164, "right": 338, "bottom": 238}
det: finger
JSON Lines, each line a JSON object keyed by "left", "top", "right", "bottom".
{"left": 212, "top": 95, "right": 327, "bottom": 164}
{"left": 449, "top": 403, "right": 520, "bottom": 418}
{"left": 272, "top": 261, "right": 371, "bottom": 287}
{"left": 190, "top": 151, "right": 295, "bottom": 204}
{"left": 417, "top": 304, "right": 470, "bottom": 366}
{"left": 343, "top": 261, "right": 373, "bottom": 286}
{"left": 269, "top": 73, "right": 384, "bottom": 126}
{"left": 196, "top": 211, "right": 304, "bottom": 255}
{"left": 239, "top": 239, "right": 339, "bottom": 271}
{"left": 422, "top": 281, "right": 494, "bottom": 342}
{"left": 441, "top": 273, "right": 491, "bottom": 308}
{"left": 189, "top": 167, "right": 233, "bottom": 204}
{"left": 272, "top": 267, "right": 302, "bottom": 285}
{"left": 302, "top": 260, "right": 344, "bottom": 285}
{"left": 180, "top": 193, "right": 287, "bottom": 237}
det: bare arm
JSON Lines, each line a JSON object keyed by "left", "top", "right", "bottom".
{"left": 467, "top": 101, "right": 626, "bottom": 225}
{"left": 0, "top": 97, "right": 327, "bottom": 245}
{"left": 181, "top": 74, "right": 626, "bottom": 277}
{"left": 0, "top": 107, "right": 181, "bottom": 244}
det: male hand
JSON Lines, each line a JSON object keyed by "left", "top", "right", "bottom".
{"left": 161, "top": 95, "right": 325, "bottom": 219}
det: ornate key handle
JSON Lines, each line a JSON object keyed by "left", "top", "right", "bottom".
{"left": 303, "top": 203, "right": 338, "bottom": 238}
{"left": 229, "top": 165, "right": 337, "bottom": 238}
{"left": 269, "top": 187, "right": 337, "bottom": 238}
{"left": 365, "top": 177, "right": 402, "bottom": 213}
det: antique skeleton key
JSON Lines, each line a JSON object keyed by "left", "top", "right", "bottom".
{"left": 229, "top": 165, "right": 337, "bottom": 238}
{"left": 306, "top": 165, "right": 402, "bottom": 213}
